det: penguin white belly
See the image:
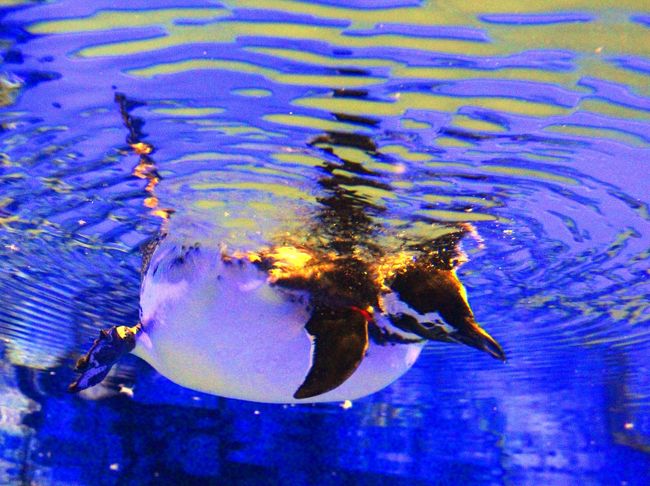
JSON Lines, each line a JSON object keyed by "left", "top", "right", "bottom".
{"left": 134, "top": 241, "right": 424, "bottom": 403}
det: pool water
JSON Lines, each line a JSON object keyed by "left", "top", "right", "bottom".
{"left": 1, "top": 1, "right": 649, "bottom": 484}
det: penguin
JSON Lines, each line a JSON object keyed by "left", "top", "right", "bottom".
{"left": 68, "top": 95, "right": 504, "bottom": 403}
{"left": 68, "top": 224, "right": 503, "bottom": 403}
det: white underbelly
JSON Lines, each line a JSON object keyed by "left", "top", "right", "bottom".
{"left": 135, "top": 241, "right": 424, "bottom": 403}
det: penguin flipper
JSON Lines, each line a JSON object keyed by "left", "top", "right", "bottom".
{"left": 293, "top": 307, "right": 369, "bottom": 399}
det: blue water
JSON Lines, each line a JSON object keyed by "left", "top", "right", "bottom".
{"left": 1, "top": 1, "right": 649, "bottom": 484}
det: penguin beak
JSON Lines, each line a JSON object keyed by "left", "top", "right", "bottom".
{"left": 453, "top": 318, "right": 506, "bottom": 362}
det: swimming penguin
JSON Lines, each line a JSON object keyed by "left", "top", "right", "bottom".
{"left": 69, "top": 95, "right": 504, "bottom": 403}
{"left": 68, "top": 224, "right": 504, "bottom": 403}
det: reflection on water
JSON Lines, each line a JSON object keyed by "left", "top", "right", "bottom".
{"left": 0, "top": 0, "right": 649, "bottom": 483}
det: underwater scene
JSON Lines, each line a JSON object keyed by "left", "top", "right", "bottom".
{"left": 1, "top": 0, "right": 649, "bottom": 484}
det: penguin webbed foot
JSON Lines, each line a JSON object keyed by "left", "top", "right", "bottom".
{"left": 68, "top": 325, "right": 139, "bottom": 393}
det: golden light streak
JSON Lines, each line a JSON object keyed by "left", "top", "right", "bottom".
{"left": 130, "top": 142, "right": 153, "bottom": 155}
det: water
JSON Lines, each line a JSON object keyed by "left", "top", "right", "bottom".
{"left": 1, "top": 1, "right": 649, "bottom": 484}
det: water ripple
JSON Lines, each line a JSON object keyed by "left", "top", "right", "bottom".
{"left": 0, "top": 0, "right": 649, "bottom": 482}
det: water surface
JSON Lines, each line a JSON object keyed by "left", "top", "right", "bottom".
{"left": 1, "top": 1, "right": 649, "bottom": 484}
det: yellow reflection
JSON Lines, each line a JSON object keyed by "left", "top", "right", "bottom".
{"left": 220, "top": 217, "right": 258, "bottom": 229}
{"left": 331, "top": 168, "right": 357, "bottom": 179}
{"left": 404, "top": 219, "right": 499, "bottom": 245}
{"left": 451, "top": 115, "right": 507, "bottom": 132}
{"left": 545, "top": 124, "right": 647, "bottom": 147}
{"left": 517, "top": 152, "right": 569, "bottom": 162}
{"left": 329, "top": 146, "right": 373, "bottom": 165}
{"left": 293, "top": 92, "right": 572, "bottom": 118}
{"left": 401, "top": 119, "right": 432, "bottom": 129}
{"left": 423, "top": 194, "right": 499, "bottom": 208}
{"left": 173, "top": 152, "right": 241, "bottom": 162}
{"left": 416, "top": 209, "right": 497, "bottom": 222}
{"left": 0, "top": 76, "right": 21, "bottom": 107}
{"left": 191, "top": 181, "right": 314, "bottom": 201}
{"left": 434, "top": 137, "right": 474, "bottom": 147}
{"left": 154, "top": 107, "right": 224, "bottom": 116}
{"left": 194, "top": 200, "right": 225, "bottom": 210}
{"left": 380, "top": 145, "right": 431, "bottom": 162}
{"left": 223, "top": 0, "right": 648, "bottom": 26}
{"left": 264, "top": 113, "right": 372, "bottom": 133}
{"left": 272, "top": 152, "right": 324, "bottom": 168}
{"left": 77, "top": 20, "right": 488, "bottom": 58}
{"left": 293, "top": 96, "right": 398, "bottom": 117}
{"left": 393, "top": 181, "right": 414, "bottom": 190}
{"left": 480, "top": 165, "right": 578, "bottom": 185}
{"left": 208, "top": 123, "right": 275, "bottom": 137}
{"left": 350, "top": 185, "right": 396, "bottom": 205}
{"left": 579, "top": 99, "right": 650, "bottom": 122}
{"left": 277, "top": 74, "right": 383, "bottom": 88}
{"left": 128, "top": 59, "right": 383, "bottom": 88}
{"left": 226, "top": 164, "right": 304, "bottom": 180}
{"left": 231, "top": 88, "right": 273, "bottom": 97}
{"left": 247, "top": 47, "right": 396, "bottom": 69}
{"left": 26, "top": 1, "right": 650, "bottom": 112}
{"left": 490, "top": 13, "right": 650, "bottom": 57}
{"left": 224, "top": 0, "right": 454, "bottom": 27}
{"left": 57, "top": 11, "right": 488, "bottom": 61}
{"left": 250, "top": 46, "right": 581, "bottom": 87}
{"left": 579, "top": 59, "right": 650, "bottom": 98}
{"left": 425, "top": 161, "right": 469, "bottom": 170}
{"left": 0, "top": 214, "right": 20, "bottom": 227}
{"left": 29, "top": 8, "right": 226, "bottom": 33}
{"left": 394, "top": 65, "right": 577, "bottom": 85}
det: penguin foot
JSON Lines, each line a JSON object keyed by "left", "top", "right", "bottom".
{"left": 68, "top": 325, "right": 140, "bottom": 393}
